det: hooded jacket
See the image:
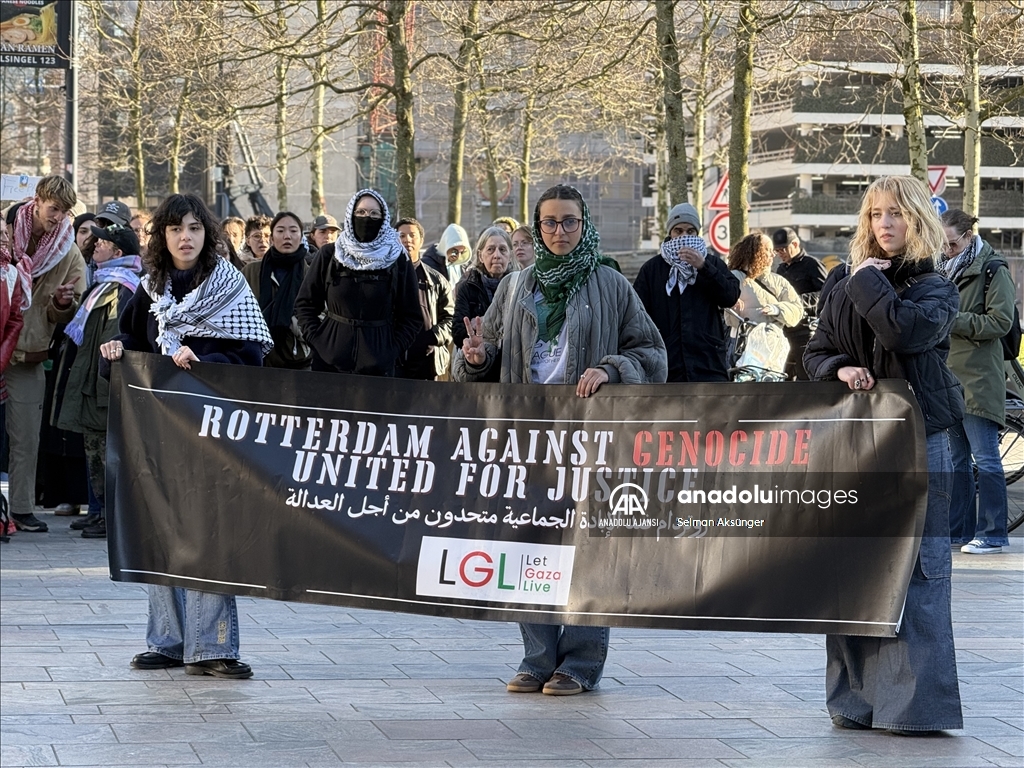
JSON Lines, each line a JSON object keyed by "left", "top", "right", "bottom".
{"left": 804, "top": 257, "right": 965, "bottom": 435}
{"left": 946, "top": 238, "right": 1016, "bottom": 427}
{"left": 422, "top": 224, "right": 472, "bottom": 287}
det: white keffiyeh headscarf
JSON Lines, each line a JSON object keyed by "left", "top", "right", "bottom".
{"left": 142, "top": 256, "right": 273, "bottom": 356}
{"left": 332, "top": 189, "right": 405, "bottom": 271}
{"left": 661, "top": 235, "right": 707, "bottom": 295}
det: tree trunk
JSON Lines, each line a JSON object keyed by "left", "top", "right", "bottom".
{"left": 169, "top": 78, "right": 189, "bottom": 195}
{"left": 387, "top": 0, "right": 416, "bottom": 219}
{"left": 516, "top": 93, "right": 534, "bottom": 224}
{"left": 691, "top": 0, "right": 713, "bottom": 222}
{"left": 309, "top": 0, "right": 327, "bottom": 216}
{"left": 899, "top": 0, "right": 928, "bottom": 185}
{"left": 655, "top": 0, "right": 688, "bottom": 208}
{"left": 961, "top": 0, "right": 981, "bottom": 217}
{"left": 274, "top": 1, "right": 289, "bottom": 210}
{"left": 653, "top": 75, "right": 669, "bottom": 236}
{"left": 446, "top": 0, "right": 479, "bottom": 227}
{"left": 728, "top": 0, "right": 756, "bottom": 244}
{"left": 130, "top": 0, "right": 146, "bottom": 206}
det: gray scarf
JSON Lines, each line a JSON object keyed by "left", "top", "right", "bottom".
{"left": 937, "top": 234, "right": 980, "bottom": 283}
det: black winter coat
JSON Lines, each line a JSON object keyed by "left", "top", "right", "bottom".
{"left": 109, "top": 269, "right": 265, "bottom": 369}
{"left": 294, "top": 245, "right": 421, "bottom": 376}
{"left": 633, "top": 253, "right": 741, "bottom": 382}
{"left": 453, "top": 267, "right": 500, "bottom": 350}
{"left": 804, "top": 257, "right": 965, "bottom": 435}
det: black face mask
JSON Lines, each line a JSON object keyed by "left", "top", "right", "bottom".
{"left": 352, "top": 216, "right": 383, "bottom": 243}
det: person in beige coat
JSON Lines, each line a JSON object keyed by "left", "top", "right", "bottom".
{"left": 3, "top": 176, "right": 86, "bottom": 532}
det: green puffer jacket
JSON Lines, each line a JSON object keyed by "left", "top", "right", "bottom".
{"left": 948, "top": 239, "right": 1016, "bottom": 427}
{"left": 451, "top": 265, "right": 667, "bottom": 385}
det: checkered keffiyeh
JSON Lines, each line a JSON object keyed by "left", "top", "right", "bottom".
{"left": 142, "top": 257, "right": 273, "bottom": 357}
{"left": 661, "top": 235, "right": 706, "bottom": 295}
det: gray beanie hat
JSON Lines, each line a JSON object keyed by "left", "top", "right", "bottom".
{"left": 666, "top": 203, "right": 701, "bottom": 234}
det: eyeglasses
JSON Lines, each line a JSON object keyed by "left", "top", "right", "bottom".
{"left": 943, "top": 232, "right": 968, "bottom": 252}
{"left": 353, "top": 209, "right": 383, "bottom": 220}
{"left": 539, "top": 217, "right": 581, "bottom": 234}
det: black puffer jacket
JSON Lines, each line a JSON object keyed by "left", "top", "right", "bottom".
{"left": 633, "top": 253, "right": 741, "bottom": 382}
{"left": 804, "top": 257, "right": 965, "bottom": 435}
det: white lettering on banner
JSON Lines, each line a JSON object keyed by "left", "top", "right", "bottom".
{"left": 415, "top": 536, "right": 575, "bottom": 606}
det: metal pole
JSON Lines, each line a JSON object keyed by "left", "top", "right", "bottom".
{"left": 64, "top": 1, "right": 78, "bottom": 186}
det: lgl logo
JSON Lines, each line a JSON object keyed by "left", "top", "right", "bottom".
{"left": 416, "top": 536, "right": 575, "bottom": 606}
{"left": 608, "top": 482, "right": 648, "bottom": 516}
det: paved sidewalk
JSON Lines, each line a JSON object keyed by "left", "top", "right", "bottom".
{"left": 1, "top": 507, "right": 1021, "bottom": 767}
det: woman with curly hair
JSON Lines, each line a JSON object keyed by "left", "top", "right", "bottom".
{"left": 804, "top": 175, "right": 965, "bottom": 734}
{"left": 101, "top": 193, "right": 272, "bottom": 679}
{"left": 727, "top": 232, "right": 803, "bottom": 330}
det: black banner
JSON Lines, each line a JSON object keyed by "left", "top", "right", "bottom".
{"left": 0, "top": 0, "right": 72, "bottom": 69}
{"left": 107, "top": 354, "right": 928, "bottom": 637}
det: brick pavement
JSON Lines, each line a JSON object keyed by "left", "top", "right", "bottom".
{"left": 1, "top": 501, "right": 1021, "bottom": 768}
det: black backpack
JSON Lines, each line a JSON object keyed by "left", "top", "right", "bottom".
{"left": 981, "top": 259, "right": 1022, "bottom": 361}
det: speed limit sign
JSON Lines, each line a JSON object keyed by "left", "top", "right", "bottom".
{"left": 709, "top": 211, "right": 730, "bottom": 254}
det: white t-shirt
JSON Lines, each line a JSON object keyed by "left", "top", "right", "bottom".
{"left": 530, "top": 290, "right": 569, "bottom": 384}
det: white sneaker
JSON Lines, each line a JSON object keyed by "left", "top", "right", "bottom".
{"left": 960, "top": 539, "right": 1003, "bottom": 555}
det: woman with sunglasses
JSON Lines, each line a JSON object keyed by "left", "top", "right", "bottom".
{"left": 939, "top": 209, "right": 1016, "bottom": 554}
{"left": 294, "top": 189, "right": 420, "bottom": 376}
{"left": 452, "top": 184, "right": 666, "bottom": 695}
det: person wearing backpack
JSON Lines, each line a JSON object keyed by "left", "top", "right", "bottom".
{"left": 939, "top": 209, "right": 1017, "bottom": 555}
{"left": 294, "top": 189, "right": 421, "bottom": 376}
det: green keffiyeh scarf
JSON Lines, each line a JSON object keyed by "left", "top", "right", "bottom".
{"left": 532, "top": 193, "right": 601, "bottom": 342}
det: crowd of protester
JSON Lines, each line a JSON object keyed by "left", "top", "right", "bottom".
{"left": 1, "top": 172, "right": 1018, "bottom": 732}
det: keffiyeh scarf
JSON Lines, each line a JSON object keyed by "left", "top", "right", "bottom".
{"left": 13, "top": 200, "right": 74, "bottom": 281}
{"left": 333, "top": 189, "right": 405, "bottom": 271}
{"left": 142, "top": 256, "right": 273, "bottom": 357}
{"left": 661, "top": 235, "right": 707, "bottom": 295}
{"left": 937, "top": 233, "right": 981, "bottom": 283}
{"left": 532, "top": 190, "right": 601, "bottom": 343}
{"left": 64, "top": 255, "right": 142, "bottom": 346}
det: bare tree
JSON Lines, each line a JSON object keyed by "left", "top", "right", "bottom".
{"left": 655, "top": 0, "right": 688, "bottom": 208}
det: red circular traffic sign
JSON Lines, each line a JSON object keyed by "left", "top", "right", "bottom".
{"left": 709, "top": 211, "right": 730, "bottom": 254}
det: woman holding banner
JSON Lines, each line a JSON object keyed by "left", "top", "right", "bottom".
{"left": 804, "top": 175, "right": 964, "bottom": 734}
{"left": 452, "top": 184, "right": 667, "bottom": 695}
{"left": 100, "top": 193, "right": 272, "bottom": 679}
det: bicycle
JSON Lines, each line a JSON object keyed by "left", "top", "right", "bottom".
{"left": 725, "top": 308, "right": 789, "bottom": 383}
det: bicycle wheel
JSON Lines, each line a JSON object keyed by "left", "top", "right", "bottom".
{"left": 1001, "top": 414, "right": 1024, "bottom": 532}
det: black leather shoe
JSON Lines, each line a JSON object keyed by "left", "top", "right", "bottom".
{"left": 185, "top": 659, "right": 253, "bottom": 679}
{"left": 81, "top": 518, "right": 106, "bottom": 539}
{"left": 71, "top": 513, "right": 101, "bottom": 531}
{"left": 131, "top": 651, "right": 183, "bottom": 669}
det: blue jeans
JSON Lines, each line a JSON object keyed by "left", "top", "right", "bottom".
{"left": 517, "top": 623, "right": 609, "bottom": 690}
{"left": 826, "top": 430, "right": 962, "bottom": 730}
{"left": 146, "top": 585, "right": 241, "bottom": 664}
{"left": 949, "top": 416, "right": 1009, "bottom": 546}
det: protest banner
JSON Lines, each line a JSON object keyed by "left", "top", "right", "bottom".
{"left": 107, "top": 354, "right": 928, "bottom": 636}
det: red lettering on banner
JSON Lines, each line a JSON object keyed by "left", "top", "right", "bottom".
{"left": 459, "top": 551, "right": 493, "bottom": 587}
{"left": 631, "top": 428, "right": 814, "bottom": 468}
{"left": 633, "top": 431, "right": 652, "bottom": 466}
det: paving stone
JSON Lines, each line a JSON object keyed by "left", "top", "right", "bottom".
{"left": 52, "top": 742, "right": 201, "bottom": 765}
